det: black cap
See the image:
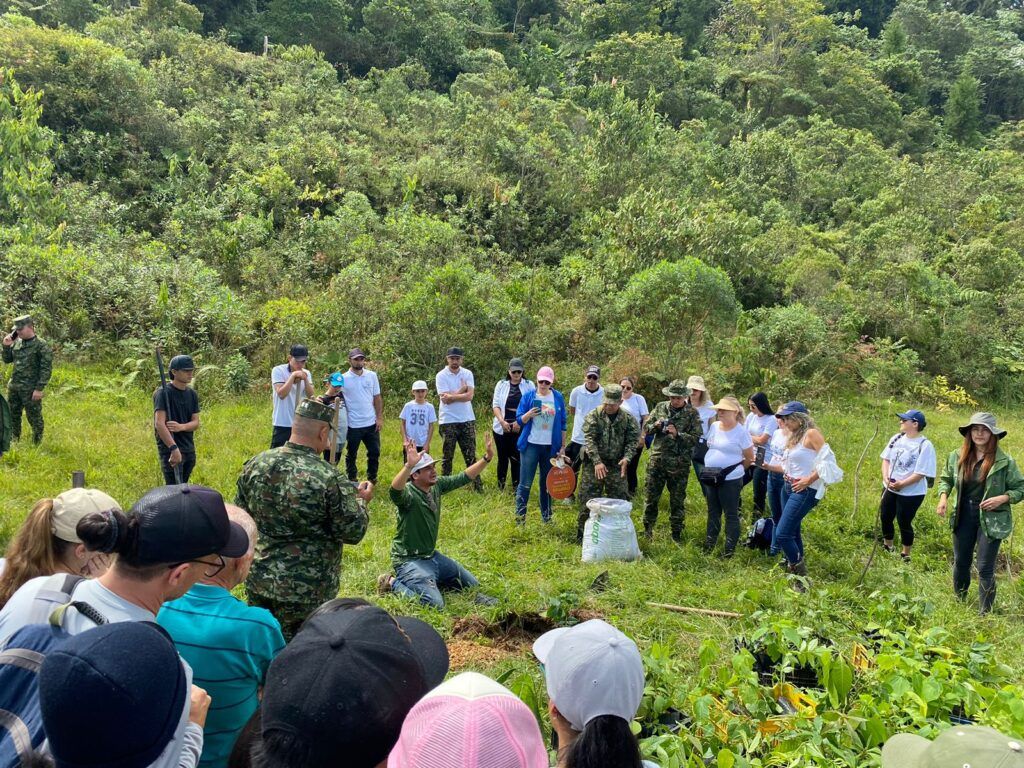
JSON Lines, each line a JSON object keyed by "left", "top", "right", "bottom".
{"left": 446, "top": 347, "right": 464, "bottom": 357}
{"left": 261, "top": 607, "right": 447, "bottom": 766}
{"left": 130, "top": 485, "right": 249, "bottom": 565}
{"left": 348, "top": 347, "right": 366, "bottom": 359}
{"left": 168, "top": 354, "right": 194, "bottom": 371}
{"left": 289, "top": 344, "right": 309, "bottom": 361}
{"left": 39, "top": 622, "right": 187, "bottom": 768}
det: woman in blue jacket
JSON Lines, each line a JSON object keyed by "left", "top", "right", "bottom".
{"left": 515, "top": 365, "right": 567, "bottom": 524}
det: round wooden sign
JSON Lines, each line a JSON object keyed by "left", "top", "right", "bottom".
{"left": 546, "top": 463, "right": 577, "bottom": 500}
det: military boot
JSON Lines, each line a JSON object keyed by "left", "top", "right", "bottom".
{"left": 789, "top": 558, "right": 809, "bottom": 592}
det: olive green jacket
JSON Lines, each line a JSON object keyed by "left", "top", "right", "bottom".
{"left": 936, "top": 447, "right": 1024, "bottom": 540}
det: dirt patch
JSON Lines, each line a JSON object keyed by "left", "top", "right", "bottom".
{"left": 447, "top": 640, "right": 516, "bottom": 670}
{"left": 451, "top": 609, "right": 605, "bottom": 652}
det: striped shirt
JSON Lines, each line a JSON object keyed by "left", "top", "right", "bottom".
{"left": 158, "top": 584, "right": 285, "bottom": 768}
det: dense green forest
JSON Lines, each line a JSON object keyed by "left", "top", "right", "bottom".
{"left": 2, "top": 0, "right": 1024, "bottom": 402}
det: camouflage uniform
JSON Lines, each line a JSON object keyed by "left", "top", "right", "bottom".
{"left": 235, "top": 400, "right": 368, "bottom": 639}
{"left": 643, "top": 394, "right": 701, "bottom": 540}
{"left": 2, "top": 318, "right": 53, "bottom": 445}
{"left": 440, "top": 421, "right": 482, "bottom": 491}
{"left": 577, "top": 386, "right": 640, "bottom": 540}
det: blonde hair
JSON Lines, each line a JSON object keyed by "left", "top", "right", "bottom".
{"left": 784, "top": 412, "right": 817, "bottom": 448}
{"left": 713, "top": 396, "right": 745, "bottom": 424}
{"left": 690, "top": 387, "right": 712, "bottom": 407}
{"left": 0, "top": 499, "right": 77, "bottom": 609}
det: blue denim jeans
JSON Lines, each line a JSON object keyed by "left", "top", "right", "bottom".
{"left": 767, "top": 472, "right": 785, "bottom": 554}
{"left": 392, "top": 550, "right": 480, "bottom": 609}
{"left": 516, "top": 443, "right": 555, "bottom": 521}
{"left": 776, "top": 482, "right": 820, "bottom": 564}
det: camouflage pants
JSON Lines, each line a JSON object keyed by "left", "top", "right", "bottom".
{"left": 643, "top": 459, "right": 691, "bottom": 537}
{"left": 577, "top": 459, "right": 630, "bottom": 539}
{"left": 440, "top": 421, "right": 482, "bottom": 490}
{"left": 247, "top": 590, "right": 315, "bottom": 642}
{"left": 8, "top": 386, "right": 43, "bottom": 444}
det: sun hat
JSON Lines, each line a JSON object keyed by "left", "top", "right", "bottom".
{"left": 537, "top": 366, "right": 555, "bottom": 384}
{"left": 387, "top": 671, "right": 548, "bottom": 768}
{"left": 410, "top": 453, "right": 438, "bottom": 474}
{"left": 776, "top": 401, "right": 809, "bottom": 417}
{"left": 959, "top": 412, "right": 1006, "bottom": 439}
{"left": 881, "top": 725, "right": 1024, "bottom": 768}
{"left": 411, "top": 380, "right": 428, "bottom": 391}
{"left": 262, "top": 607, "right": 445, "bottom": 768}
{"left": 38, "top": 622, "right": 187, "bottom": 768}
{"left": 897, "top": 409, "right": 927, "bottom": 429}
{"left": 662, "top": 379, "right": 688, "bottom": 397}
{"left": 51, "top": 488, "right": 121, "bottom": 543}
{"left": 532, "top": 619, "right": 645, "bottom": 732}
{"left": 603, "top": 384, "right": 623, "bottom": 405}
{"left": 713, "top": 399, "right": 741, "bottom": 412}
{"left": 685, "top": 375, "right": 706, "bottom": 391}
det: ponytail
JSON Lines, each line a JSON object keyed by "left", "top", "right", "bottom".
{"left": 564, "top": 715, "right": 642, "bottom": 768}
{"left": 0, "top": 500, "right": 76, "bottom": 609}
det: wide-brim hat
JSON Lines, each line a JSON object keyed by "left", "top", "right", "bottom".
{"left": 662, "top": 379, "right": 688, "bottom": 397}
{"left": 881, "top": 726, "right": 1024, "bottom": 768}
{"left": 959, "top": 412, "right": 1006, "bottom": 439}
{"left": 685, "top": 375, "right": 706, "bottom": 391}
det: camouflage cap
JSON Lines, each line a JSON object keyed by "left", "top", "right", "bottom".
{"left": 603, "top": 384, "right": 623, "bottom": 404}
{"left": 662, "top": 379, "right": 689, "bottom": 397}
{"left": 13, "top": 315, "right": 32, "bottom": 329}
{"left": 295, "top": 398, "right": 334, "bottom": 425}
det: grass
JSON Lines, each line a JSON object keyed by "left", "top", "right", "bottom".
{"left": 3, "top": 366, "right": 1024, "bottom": 699}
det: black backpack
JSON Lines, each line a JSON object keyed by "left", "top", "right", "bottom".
{"left": 745, "top": 517, "right": 775, "bottom": 551}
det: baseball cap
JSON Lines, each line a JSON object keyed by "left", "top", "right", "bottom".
{"left": 51, "top": 488, "right": 121, "bottom": 543}
{"left": 168, "top": 354, "right": 194, "bottom": 371}
{"left": 38, "top": 622, "right": 187, "bottom": 768}
{"left": 881, "top": 725, "right": 1024, "bottom": 768}
{"left": 776, "top": 401, "right": 809, "bottom": 417}
{"left": 603, "top": 384, "right": 623, "bottom": 404}
{"left": 447, "top": 347, "right": 465, "bottom": 358}
{"left": 289, "top": 344, "right": 309, "bottom": 361}
{"left": 508, "top": 358, "right": 525, "bottom": 372}
{"left": 897, "top": 409, "right": 927, "bottom": 429}
{"left": 129, "top": 485, "right": 249, "bottom": 564}
{"left": 388, "top": 672, "right": 548, "bottom": 768}
{"left": 261, "top": 607, "right": 445, "bottom": 767}
{"left": 329, "top": 371, "right": 345, "bottom": 388}
{"left": 537, "top": 366, "right": 555, "bottom": 384}
{"left": 348, "top": 347, "right": 366, "bottom": 359}
{"left": 586, "top": 365, "right": 600, "bottom": 377}
{"left": 532, "top": 619, "right": 645, "bottom": 732}
{"left": 412, "top": 380, "right": 428, "bottom": 390}
{"left": 411, "top": 453, "right": 438, "bottom": 474}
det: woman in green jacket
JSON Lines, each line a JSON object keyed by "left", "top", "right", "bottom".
{"left": 936, "top": 412, "right": 1024, "bottom": 614}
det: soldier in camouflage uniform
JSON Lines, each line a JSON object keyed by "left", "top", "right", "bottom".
{"left": 576, "top": 384, "right": 640, "bottom": 542}
{"left": 642, "top": 379, "right": 702, "bottom": 542}
{"left": 1, "top": 315, "right": 53, "bottom": 445}
{"left": 236, "top": 398, "right": 374, "bottom": 638}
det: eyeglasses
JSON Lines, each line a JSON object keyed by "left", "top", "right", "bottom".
{"left": 171, "top": 554, "right": 226, "bottom": 578}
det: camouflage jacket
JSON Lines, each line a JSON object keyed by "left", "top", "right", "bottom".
{"left": 2, "top": 336, "right": 53, "bottom": 391}
{"left": 582, "top": 407, "right": 640, "bottom": 465}
{"left": 937, "top": 447, "right": 1024, "bottom": 540}
{"left": 643, "top": 401, "right": 701, "bottom": 463}
{"left": 236, "top": 442, "right": 368, "bottom": 606}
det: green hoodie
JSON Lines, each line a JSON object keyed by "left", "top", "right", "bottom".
{"left": 936, "top": 446, "right": 1024, "bottom": 540}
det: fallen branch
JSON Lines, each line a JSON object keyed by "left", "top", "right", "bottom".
{"left": 647, "top": 602, "right": 743, "bottom": 619}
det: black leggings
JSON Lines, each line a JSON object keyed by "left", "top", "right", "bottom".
{"left": 880, "top": 492, "right": 925, "bottom": 547}
{"left": 493, "top": 430, "right": 520, "bottom": 489}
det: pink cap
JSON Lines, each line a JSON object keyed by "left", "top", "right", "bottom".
{"left": 388, "top": 672, "right": 548, "bottom": 768}
{"left": 536, "top": 366, "right": 555, "bottom": 384}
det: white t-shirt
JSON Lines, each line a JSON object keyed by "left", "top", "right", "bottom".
{"left": 569, "top": 385, "right": 604, "bottom": 445}
{"left": 528, "top": 392, "right": 557, "bottom": 446}
{"left": 765, "top": 428, "right": 788, "bottom": 468}
{"left": 745, "top": 412, "right": 777, "bottom": 440}
{"left": 695, "top": 403, "right": 716, "bottom": 438}
{"left": 271, "top": 363, "right": 314, "bottom": 428}
{"left": 881, "top": 433, "right": 937, "bottom": 497}
{"left": 342, "top": 368, "right": 382, "bottom": 429}
{"left": 435, "top": 367, "right": 475, "bottom": 424}
{"left": 621, "top": 394, "right": 649, "bottom": 426}
{"left": 400, "top": 400, "right": 437, "bottom": 447}
{"left": 704, "top": 422, "right": 753, "bottom": 481}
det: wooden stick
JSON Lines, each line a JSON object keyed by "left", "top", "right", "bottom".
{"left": 646, "top": 602, "right": 743, "bottom": 619}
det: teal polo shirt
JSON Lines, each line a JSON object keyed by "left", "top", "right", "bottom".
{"left": 158, "top": 584, "right": 286, "bottom": 768}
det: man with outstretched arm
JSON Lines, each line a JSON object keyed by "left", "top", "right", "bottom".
{"left": 378, "top": 437, "right": 498, "bottom": 609}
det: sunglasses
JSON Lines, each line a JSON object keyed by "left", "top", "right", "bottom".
{"left": 621, "top": 385, "right": 633, "bottom": 390}
{"left": 586, "top": 375, "right": 598, "bottom": 380}
{"left": 510, "top": 369, "right": 524, "bottom": 374}
{"left": 538, "top": 380, "right": 552, "bottom": 385}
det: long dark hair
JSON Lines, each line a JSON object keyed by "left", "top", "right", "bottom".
{"left": 748, "top": 392, "right": 774, "bottom": 416}
{"left": 564, "top": 715, "right": 643, "bottom": 768}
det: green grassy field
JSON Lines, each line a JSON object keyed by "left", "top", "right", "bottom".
{"left": 3, "top": 367, "right": 1024, "bottom": 762}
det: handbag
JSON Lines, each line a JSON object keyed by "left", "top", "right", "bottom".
{"left": 692, "top": 438, "right": 709, "bottom": 464}
{"left": 698, "top": 461, "right": 744, "bottom": 488}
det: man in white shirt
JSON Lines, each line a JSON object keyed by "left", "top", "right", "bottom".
{"left": 270, "top": 345, "right": 314, "bottom": 448}
{"left": 435, "top": 347, "right": 481, "bottom": 492}
{"left": 342, "top": 347, "right": 383, "bottom": 483}
{"left": 566, "top": 365, "right": 604, "bottom": 477}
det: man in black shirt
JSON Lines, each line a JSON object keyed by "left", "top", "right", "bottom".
{"left": 154, "top": 354, "right": 201, "bottom": 484}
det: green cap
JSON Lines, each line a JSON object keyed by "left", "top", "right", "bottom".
{"left": 662, "top": 379, "right": 688, "bottom": 397}
{"left": 603, "top": 384, "right": 623, "bottom": 404}
{"left": 294, "top": 398, "right": 334, "bottom": 425}
{"left": 882, "top": 726, "right": 1024, "bottom": 768}
{"left": 13, "top": 315, "right": 32, "bottom": 329}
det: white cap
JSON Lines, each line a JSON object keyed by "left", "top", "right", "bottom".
{"left": 410, "top": 453, "right": 438, "bottom": 474}
{"left": 532, "top": 619, "right": 644, "bottom": 732}
{"left": 50, "top": 488, "right": 122, "bottom": 543}
{"left": 412, "top": 380, "right": 428, "bottom": 391}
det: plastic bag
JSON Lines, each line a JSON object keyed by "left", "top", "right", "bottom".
{"left": 581, "top": 498, "right": 642, "bottom": 563}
